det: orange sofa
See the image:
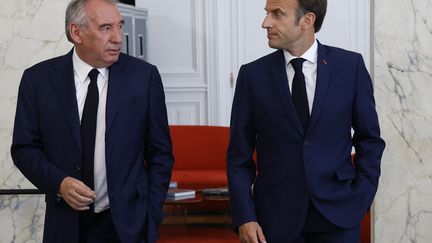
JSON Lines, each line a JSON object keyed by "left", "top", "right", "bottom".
{"left": 169, "top": 125, "right": 229, "bottom": 190}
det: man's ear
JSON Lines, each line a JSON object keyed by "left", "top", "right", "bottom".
{"left": 301, "top": 12, "right": 316, "bottom": 31}
{"left": 69, "top": 23, "right": 82, "bottom": 44}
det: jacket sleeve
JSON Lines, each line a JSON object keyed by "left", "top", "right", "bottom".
{"left": 144, "top": 65, "right": 174, "bottom": 243}
{"left": 351, "top": 53, "right": 386, "bottom": 203}
{"left": 226, "top": 65, "right": 258, "bottom": 229}
{"left": 11, "top": 69, "right": 68, "bottom": 197}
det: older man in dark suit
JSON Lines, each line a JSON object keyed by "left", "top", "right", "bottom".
{"left": 11, "top": 0, "right": 173, "bottom": 242}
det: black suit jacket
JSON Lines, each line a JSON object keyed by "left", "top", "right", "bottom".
{"left": 11, "top": 50, "right": 174, "bottom": 243}
{"left": 227, "top": 42, "right": 385, "bottom": 242}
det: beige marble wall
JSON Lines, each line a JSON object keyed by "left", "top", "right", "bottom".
{"left": 373, "top": 0, "right": 432, "bottom": 242}
{"left": 0, "top": 0, "right": 71, "bottom": 242}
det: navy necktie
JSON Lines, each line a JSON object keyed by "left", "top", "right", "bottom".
{"left": 81, "top": 68, "right": 99, "bottom": 212}
{"left": 291, "top": 58, "right": 310, "bottom": 132}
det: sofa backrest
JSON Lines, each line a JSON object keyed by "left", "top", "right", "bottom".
{"left": 169, "top": 125, "right": 229, "bottom": 170}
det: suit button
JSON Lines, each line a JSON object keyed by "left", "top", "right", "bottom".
{"left": 304, "top": 140, "right": 310, "bottom": 146}
{"left": 76, "top": 166, "right": 81, "bottom": 171}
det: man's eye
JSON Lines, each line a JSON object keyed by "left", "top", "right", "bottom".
{"left": 100, "top": 26, "right": 111, "bottom": 32}
{"left": 274, "top": 12, "right": 283, "bottom": 17}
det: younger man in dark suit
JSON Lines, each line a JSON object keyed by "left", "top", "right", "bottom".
{"left": 227, "top": 0, "right": 385, "bottom": 242}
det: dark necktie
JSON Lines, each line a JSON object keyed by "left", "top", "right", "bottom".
{"left": 291, "top": 58, "right": 310, "bottom": 132}
{"left": 81, "top": 68, "right": 99, "bottom": 213}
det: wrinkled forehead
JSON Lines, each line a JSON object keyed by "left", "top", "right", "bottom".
{"left": 85, "top": 1, "right": 123, "bottom": 25}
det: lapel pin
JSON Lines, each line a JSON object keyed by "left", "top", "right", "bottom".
{"left": 323, "top": 59, "right": 328, "bottom": 65}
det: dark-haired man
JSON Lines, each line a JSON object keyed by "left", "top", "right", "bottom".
{"left": 11, "top": 0, "right": 173, "bottom": 242}
{"left": 227, "top": 0, "right": 385, "bottom": 242}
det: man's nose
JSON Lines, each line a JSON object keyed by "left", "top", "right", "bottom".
{"left": 111, "top": 27, "right": 122, "bottom": 43}
{"left": 262, "top": 15, "right": 272, "bottom": 29}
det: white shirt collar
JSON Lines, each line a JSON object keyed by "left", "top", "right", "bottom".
{"left": 72, "top": 49, "right": 108, "bottom": 83}
{"left": 283, "top": 38, "right": 318, "bottom": 66}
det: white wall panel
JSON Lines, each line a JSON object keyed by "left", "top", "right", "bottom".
{"left": 140, "top": 1, "right": 198, "bottom": 74}
{"left": 137, "top": 0, "right": 209, "bottom": 125}
{"left": 165, "top": 89, "right": 207, "bottom": 125}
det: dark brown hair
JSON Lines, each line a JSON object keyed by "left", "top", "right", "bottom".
{"left": 296, "top": 0, "right": 327, "bottom": 32}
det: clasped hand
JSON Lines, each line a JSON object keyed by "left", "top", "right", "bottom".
{"left": 59, "top": 176, "right": 96, "bottom": 211}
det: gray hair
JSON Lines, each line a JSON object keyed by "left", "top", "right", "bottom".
{"left": 65, "top": 0, "right": 117, "bottom": 43}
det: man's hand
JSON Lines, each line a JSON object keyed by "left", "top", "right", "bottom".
{"left": 59, "top": 177, "right": 96, "bottom": 211}
{"left": 239, "top": 221, "right": 267, "bottom": 243}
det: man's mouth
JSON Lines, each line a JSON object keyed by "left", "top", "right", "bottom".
{"left": 107, "top": 48, "right": 121, "bottom": 54}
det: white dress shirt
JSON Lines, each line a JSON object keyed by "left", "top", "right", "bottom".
{"left": 72, "top": 50, "right": 109, "bottom": 213}
{"left": 284, "top": 39, "right": 318, "bottom": 114}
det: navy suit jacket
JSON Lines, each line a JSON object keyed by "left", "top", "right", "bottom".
{"left": 227, "top": 42, "right": 385, "bottom": 242}
{"left": 11, "top": 50, "right": 174, "bottom": 243}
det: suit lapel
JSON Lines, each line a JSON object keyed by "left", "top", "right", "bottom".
{"left": 50, "top": 50, "right": 81, "bottom": 148}
{"left": 271, "top": 50, "right": 304, "bottom": 135}
{"left": 308, "top": 42, "right": 332, "bottom": 134}
{"left": 106, "top": 54, "right": 128, "bottom": 134}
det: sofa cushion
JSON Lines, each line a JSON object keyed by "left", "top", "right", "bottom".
{"left": 170, "top": 126, "right": 229, "bottom": 170}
